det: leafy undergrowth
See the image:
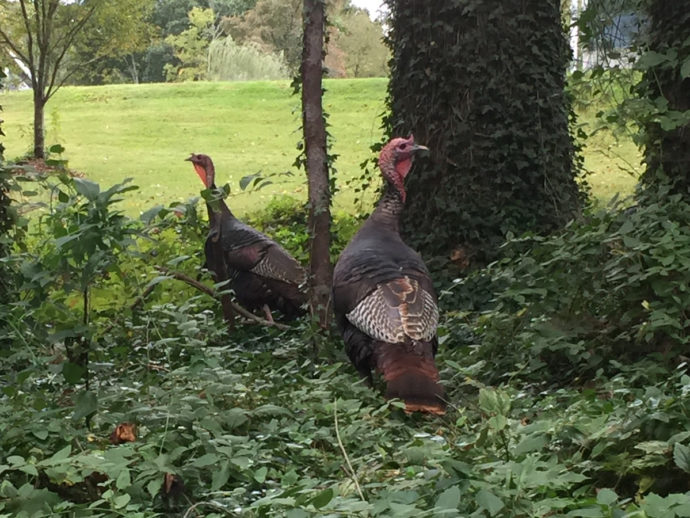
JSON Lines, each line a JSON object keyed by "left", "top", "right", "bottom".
{"left": 2, "top": 176, "right": 690, "bottom": 517}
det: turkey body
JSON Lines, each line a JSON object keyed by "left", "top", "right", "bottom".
{"left": 332, "top": 136, "right": 445, "bottom": 414}
{"left": 209, "top": 206, "right": 307, "bottom": 320}
{"left": 187, "top": 154, "right": 307, "bottom": 321}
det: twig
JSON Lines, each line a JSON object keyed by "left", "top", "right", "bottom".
{"left": 154, "top": 266, "right": 291, "bottom": 330}
{"left": 182, "top": 500, "right": 235, "bottom": 518}
{"left": 130, "top": 282, "right": 158, "bottom": 311}
{"left": 333, "top": 399, "right": 365, "bottom": 501}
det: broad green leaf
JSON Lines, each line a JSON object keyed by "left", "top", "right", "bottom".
{"left": 253, "top": 466, "right": 268, "bottom": 483}
{"left": 565, "top": 507, "right": 606, "bottom": 517}
{"left": 191, "top": 454, "right": 218, "bottom": 468}
{"left": 476, "top": 489, "right": 504, "bottom": 516}
{"left": 310, "top": 488, "right": 333, "bottom": 509}
{"left": 596, "top": 488, "right": 618, "bottom": 506}
{"left": 513, "top": 434, "right": 548, "bottom": 457}
{"left": 147, "top": 477, "right": 164, "bottom": 498}
{"left": 54, "top": 234, "right": 80, "bottom": 249}
{"left": 48, "top": 445, "right": 72, "bottom": 463}
{"left": 674, "top": 443, "right": 690, "bottom": 473}
{"left": 17, "top": 465, "right": 38, "bottom": 477}
{"left": 113, "top": 493, "right": 131, "bottom": 509}
{"left": 31, "top": 429, "right": 49, "bottom": 440}
{"left": 72, "top": 390, "right": 98, "bottom": 421}
{"left": 62, "top": 362, "right": 86, "bottom": 384}
{"left": 73, "top": 178, "right": 101, "bottom": 201}
{"left": 680, "top": 57, "right": 690, "bottom": 79}
{"left": 240, "top": 173, "right": 260, "bottom": 191}
{"left": 435, "top": 486, "right": 460, "bottom": 510}
{"left": 116, "top": 469, "right": 131, "bottom": 490}
{"left": 211, "top": 461, "right": 230, "bottom": 491}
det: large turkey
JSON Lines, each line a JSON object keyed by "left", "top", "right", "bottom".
{"left": 186, "top": 153, "right": 307, "bottom": 321}
{"left": 332, "top": 135, "right": 445, "bottom": 415}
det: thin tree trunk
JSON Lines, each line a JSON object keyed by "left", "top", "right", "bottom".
{"left": 33, "top": 90, "right": 45, "bottom": 159}
{"left": 302, "top": 0, "right": 332, "bottom": 329}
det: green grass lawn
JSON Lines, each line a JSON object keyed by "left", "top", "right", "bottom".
{"left": 1, "top": 78, "right": 640, "bottom": 216}
{"left": 2, "top": 79, "right": 388, "bottom": 217}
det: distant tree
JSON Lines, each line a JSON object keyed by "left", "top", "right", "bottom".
{"left": 333, "top": 8, "right": 388, "bottom": 77}
{"left": 152, "top": 0, "right": 256, "bottom": 37}
{"left": 68, "top": 0, "right": 157, "bottom": 85}
{"left": 220, "top": 0, "right": 303, "bottom": 73}
{"left": 384, "top": 0, "right": 583, "bottom": 264}
{"left": 0, "top": 0, "right": 98, "bottom": 158}
{"left": 0, "top": 0, "right": 153, "bottom": 157}
{"left": 636, "top": 0, "right": 690, "bottom": 197}
{"left": 165, "top": 6, "right": 218, "bottom": 81}
{"left": 301, "top": 0, "right": 332, "bottom": 328}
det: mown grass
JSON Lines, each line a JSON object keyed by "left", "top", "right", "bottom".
{"left": 2, "top": 79, "right": 388, "bottom": 216}
{"left": 1, "top": 78, "right": 640, "bottom": 217}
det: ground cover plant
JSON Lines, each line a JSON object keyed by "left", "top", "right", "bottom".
{"left": 2, "top": 158, "right": 690, "bottom": 516}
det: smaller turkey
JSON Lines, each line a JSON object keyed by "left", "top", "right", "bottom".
{"left": 186, "top": 153, "right": 307, "bottom": 321}
{"left": 332, "top": 135, "right": 445, "bottom": 415}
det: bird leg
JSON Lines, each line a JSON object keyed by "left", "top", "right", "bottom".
{"left": 261, "top": 304, "right": 274, "bottom": 323}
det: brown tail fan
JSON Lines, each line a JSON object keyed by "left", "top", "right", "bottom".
{"left": 376, "top": 341, "right": 446, "bottom": 415}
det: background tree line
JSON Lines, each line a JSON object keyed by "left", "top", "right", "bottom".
{"left": 1, "top": 0, "right": 389, "bottom": 87}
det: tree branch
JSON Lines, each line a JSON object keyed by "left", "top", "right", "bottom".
{"left": 154, "top": 266, "right": 291, "bottom": 330}
{"left": 45, "top": 4, "right": 96, "bottom": 101}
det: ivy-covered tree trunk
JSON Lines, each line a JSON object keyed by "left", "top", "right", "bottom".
{"left": 302, "top": 0, "right": 332, "bottom": 328}
{"left": 0, "top": 68, "right": 15, "bottom": 345}
{"left": 637, "top": 1, "right": 690, "bottom": 197}
{"left": 384, "top": 0, "right": 583, "bottom": 264}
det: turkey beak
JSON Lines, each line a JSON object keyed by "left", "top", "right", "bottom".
{"left": 412, "top": 144, "right": 429, "bottom": 157}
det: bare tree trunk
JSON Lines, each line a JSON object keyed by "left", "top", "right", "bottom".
{"left": 302, "top": 0, "right": 332, "bottom": 329}
{"left": 33, "top": 90, "right": 45, "bottom": 159}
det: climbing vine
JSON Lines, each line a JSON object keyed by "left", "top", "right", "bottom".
{"left": 383, "top": 0, "right": 586, "bottom": 265}
{"left": 634, "top": 1, "right": 690, "bottom": 196}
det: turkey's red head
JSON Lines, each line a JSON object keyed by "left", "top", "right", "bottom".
{"left": 378, "top": 135, "right": 428, "bottom": 203}
{"left": 185, "top": 153, "right": 215, "bottom": 188}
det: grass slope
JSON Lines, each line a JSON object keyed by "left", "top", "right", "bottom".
{"left": 2, "top": 78, "right": 639, "bottom": 218}
{"left": 2, "top": 79, "right": 388, "bottom": 216}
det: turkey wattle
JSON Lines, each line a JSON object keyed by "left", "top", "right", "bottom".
{"left": 332, "top": 135, "right": 445, "bottom": 415}
{"left": 186, "top": 153, "right": 307, "bottom": 321}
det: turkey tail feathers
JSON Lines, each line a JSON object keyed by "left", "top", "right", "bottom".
{"left": 376, "top": 340, "right": 446, "bottom": 415}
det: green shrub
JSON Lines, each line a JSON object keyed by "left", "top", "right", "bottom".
{"left": 455, "top": 189, "right": 690, "bottom": 384}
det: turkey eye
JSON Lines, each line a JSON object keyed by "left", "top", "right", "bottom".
{"left": 399, "top": 143, "right": 407, "bottom": 150}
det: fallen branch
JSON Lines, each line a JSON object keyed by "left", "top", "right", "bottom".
{"left": 154, "top": 266, "right": 291, "bottom": 330}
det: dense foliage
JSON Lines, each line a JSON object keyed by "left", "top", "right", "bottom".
{"left": 2, "top": 173, "right": 690, "bottom": 516}
{"left": 382, "top": 0, "right": 585, "bottom": 264}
